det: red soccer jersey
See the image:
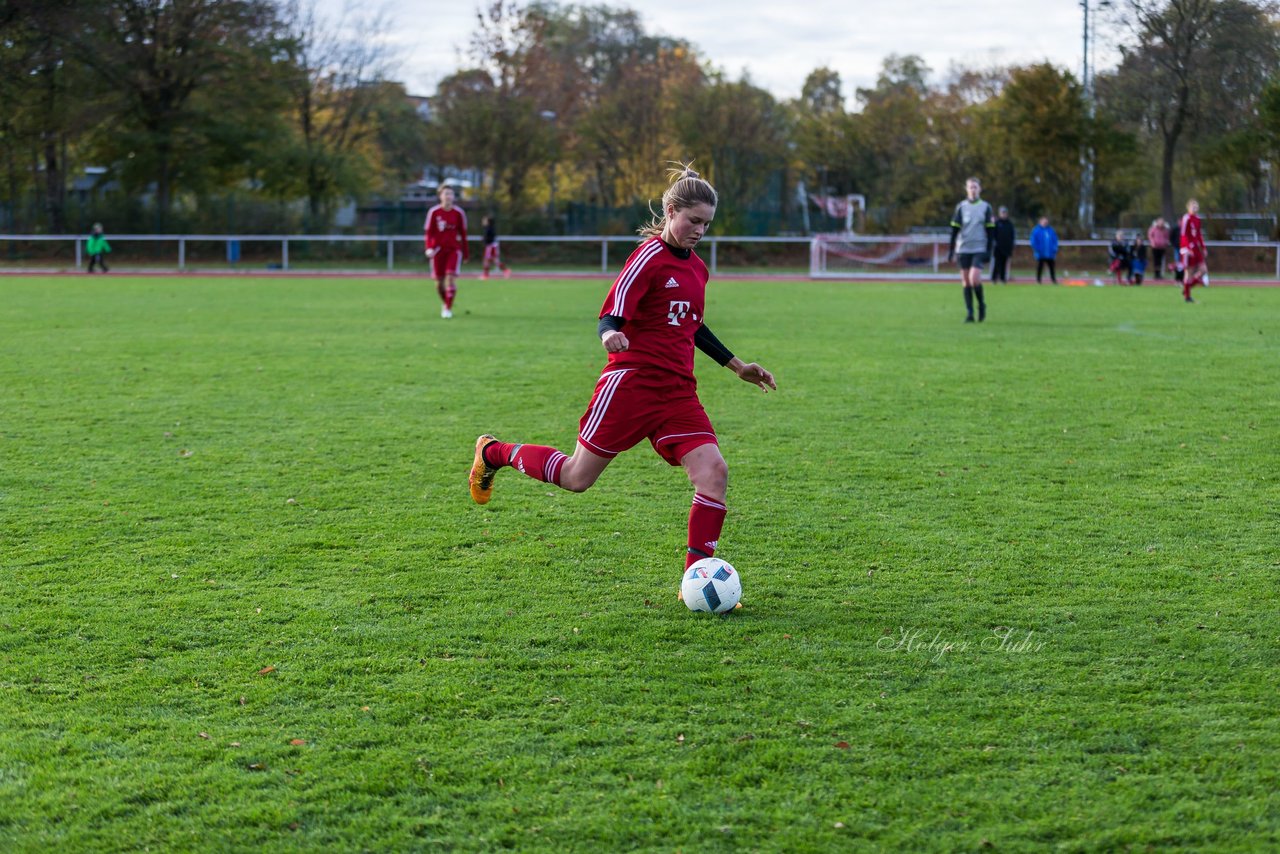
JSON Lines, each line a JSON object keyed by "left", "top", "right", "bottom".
{"left": 425, "top": 205, "right": 469, "bottom": 259}
{"left": 599, "top": 237, "right": 709, "bottom": 382}
{"left": 1180, "top": 213, "right": 1204, "bottom": 255}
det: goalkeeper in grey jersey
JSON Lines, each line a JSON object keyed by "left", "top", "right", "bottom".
{"left": 948, "top": 177, "right": 995, "bottom": 322}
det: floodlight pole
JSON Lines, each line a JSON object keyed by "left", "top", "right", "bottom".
{"left": 540, "top": 110, "right": 558, "bottom": 226}
{"left": 1078, "top": 0, "right": 1102, "bottom": 236}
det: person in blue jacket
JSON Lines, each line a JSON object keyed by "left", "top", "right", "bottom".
{"left": 1030, "top": 216, "right": 1059, "bottom": 284}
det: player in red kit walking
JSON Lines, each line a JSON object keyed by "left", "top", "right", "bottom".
{"left": 467, "top": 165, "right": 776, "bottom": 606}
{"left": 424, "top": 185, "right": 469, "bottom": 318}
{"left": 1179, "top": 198, "right": 1208, "bottom": 302}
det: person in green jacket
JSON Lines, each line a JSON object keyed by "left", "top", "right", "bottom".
{"left": 87, "top": 223, "right": 110, "bottom": 273}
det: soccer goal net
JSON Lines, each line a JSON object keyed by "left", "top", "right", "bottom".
{"left": 809, "top": 233, "right": 948, "bottom": 279}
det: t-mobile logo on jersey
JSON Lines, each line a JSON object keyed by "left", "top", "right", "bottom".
{"left": 667, "top": 300, "right": 691, "bottom": 326}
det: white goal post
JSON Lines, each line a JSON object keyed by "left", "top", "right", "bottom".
{"left": 809, "top": 232, "right": 950, "bottom": 279}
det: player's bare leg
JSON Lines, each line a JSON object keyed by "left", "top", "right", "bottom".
{"left": 1182, "top": 261, "right": 1206, "bottom": 302}
{"left": 681, "top": 443, "right": 727, "bottom": 504}
{"left": 1192, "top": 263, "right": 1208, "bottom": 288}
{"left": 436, "top": 276, "right": 451, "bottom": 318}
{"left": 442, "top": 273, "right": 457, "bottom": 317}
{"left": 470, "top": 438, "right": 612, "bottom": 504}
{"left": 555, "top": 442, "right": 613, "bottom": 493}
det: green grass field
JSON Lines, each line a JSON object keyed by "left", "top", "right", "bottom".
{"left": 2, "top": 274, "right": 1278, "bottom": 850}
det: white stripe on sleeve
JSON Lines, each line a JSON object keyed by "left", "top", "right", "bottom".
{"left": 607, "top": 240, "right": 662, "bottom": 317}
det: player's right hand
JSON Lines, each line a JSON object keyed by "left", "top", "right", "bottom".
{"left": 425, "top": 248, "right": 436, "bottom": 259}
{"left": 601, "top": 330, "right": 629, "bottom": 353}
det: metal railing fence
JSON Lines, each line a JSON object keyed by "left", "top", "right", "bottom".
{"left": 3, "top": 233, "right": 1279, "bottom": 278}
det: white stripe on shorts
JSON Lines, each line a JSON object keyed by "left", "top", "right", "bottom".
{"left": 580, "top": 369, "right": 630, "bottom": 444}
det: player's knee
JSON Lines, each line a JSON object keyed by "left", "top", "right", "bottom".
{"left": 693, "top": 456, "right": 728, "bottom": 496}
{"left": 559, "top": 466, "right": 597, "bottom": 493}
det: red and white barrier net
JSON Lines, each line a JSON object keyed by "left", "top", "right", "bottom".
{"left": 809, "top": 233, "right": 947, "bottom": 279}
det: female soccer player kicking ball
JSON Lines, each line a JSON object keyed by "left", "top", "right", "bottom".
{"left": 467, "top": 165, "right": 776, "bottom": 606}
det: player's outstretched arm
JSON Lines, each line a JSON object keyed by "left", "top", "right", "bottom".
{"left": 727, "top": 356, "right": 776, "bottom": 392}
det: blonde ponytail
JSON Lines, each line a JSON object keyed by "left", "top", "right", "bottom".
{"left": 638, "top": 163, "right": 719, "bottom": 240}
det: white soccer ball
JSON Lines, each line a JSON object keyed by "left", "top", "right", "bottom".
{"left": 681, "top": 558, "right": 742, "bottom": 614}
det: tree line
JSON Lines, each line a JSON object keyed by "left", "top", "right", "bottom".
{"left": 1, "top": 0, "right": 427, "bottom": 233}
{"left": 3, "top": 0, "right": 1279, "bottom": 236}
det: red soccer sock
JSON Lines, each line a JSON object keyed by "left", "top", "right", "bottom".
{"left": 1183, "top": 279, "right": 1193, "bottom": 299}
{"left": 444, "top": 284, "right": 457, "bottom": 309}
{"left": 483, "top": 441, "right": 566, "bottom": 486}
{"left": 685, "top": 493, "right": 727, "bottom": 569}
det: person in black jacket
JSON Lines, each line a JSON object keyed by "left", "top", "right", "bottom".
{"left": 990, "top": 206, "right": 1016, "bottom": 282}
{"left": 1108, "top": 231, "right": 1130, "bottom": 286}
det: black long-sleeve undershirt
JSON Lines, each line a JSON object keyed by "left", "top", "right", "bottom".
{"left": 597, "top": 315, "right": 735, "bottom": 367}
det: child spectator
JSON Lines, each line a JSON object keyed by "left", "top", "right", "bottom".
{"left": 1129, "top": 234, "right": 1148, "bottom": 285}
{"left": 86, "top": 223, "right": 111, "bottom": 273}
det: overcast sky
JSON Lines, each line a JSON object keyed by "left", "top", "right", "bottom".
{"left": 322, "top": 0, "right": 1119, "bottom": 102}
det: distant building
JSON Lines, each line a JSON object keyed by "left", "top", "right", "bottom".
{"left": 406, "top": 94, "right": 432, "bottom": 122}
{"left": 70, "top": 166, "right": 118, "bottom": 203}
{"left": 402, "top": 169, "right": 483, "bottom": 203}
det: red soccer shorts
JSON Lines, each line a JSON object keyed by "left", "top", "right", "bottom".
{"left": 578, "top": 368, "right": 717, "bottom": 465}
{"left": 483, "top": 243, "right": 501, "bottom": 265}
{"left": 430, "top": 247, "right": 462, "bottom": 278}
{"left": 1183, "top": 251, "right": 1205, "bottom": 268}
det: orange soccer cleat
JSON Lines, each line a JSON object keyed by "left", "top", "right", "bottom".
{"left": 469, "top": 434, "right": 500, "bottom": 504}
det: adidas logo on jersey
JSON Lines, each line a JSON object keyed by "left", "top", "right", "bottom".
{"left": 664, "top": 277, "right": 680, "bottom": 288}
